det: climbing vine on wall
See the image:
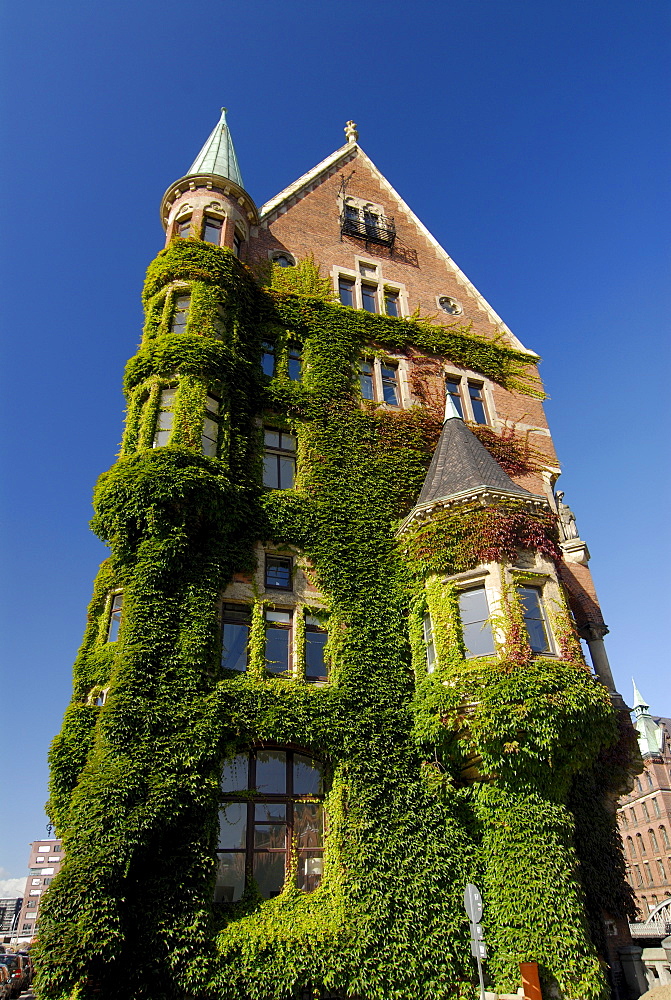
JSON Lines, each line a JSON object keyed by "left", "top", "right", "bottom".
{"left": 36, "top": 243, "right": 633, "bottom": 1000}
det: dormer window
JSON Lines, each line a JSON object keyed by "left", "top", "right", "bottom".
{"left": 203, "top": 216, "right": 222, "bottom": 245}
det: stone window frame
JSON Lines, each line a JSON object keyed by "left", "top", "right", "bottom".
{"left": 443, "top": 364, "right": 497, "bottom": 426}
{"left": 267, "top": 249, "right": 296, "bottom": 268}
{"left": 331, "top": 259, "right": 409, "bottom": 319}
{"left": 436, "top": 293, "right": 464, "bottom": 317}
{"left": 444, "top": 567, "right": 502, "bottom": 659}
{"left": 357, "top": 355, "right": 408, "bottom": 409}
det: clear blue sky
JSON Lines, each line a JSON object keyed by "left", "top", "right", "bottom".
{"left": 1, "top": 0, "right": 669, "bottom": 879}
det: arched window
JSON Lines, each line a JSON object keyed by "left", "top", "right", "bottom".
{"left": 660, "top": 826, "right": 670, "bottom": 850}
{"left": 649, "top": 829, "right": 659, "bottom": 854}
{"left": 216, "top": 749, "right": 325, "bottom": 903}
{"left": 627, "top": 836, "right": 636, "bottom": 859}
{"left": 637, "top": 832, "right": 647, "bottom": 856}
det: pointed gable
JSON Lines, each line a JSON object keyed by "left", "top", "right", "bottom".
{"left": 256, "top": 141, "right": 534, "bottom": 356}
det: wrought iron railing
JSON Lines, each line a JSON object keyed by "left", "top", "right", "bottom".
{"left": 340, "top": 209, "right": 396, "bottom": 249}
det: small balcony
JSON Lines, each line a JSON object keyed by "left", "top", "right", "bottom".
{"left": 340, "top": 208, "right": 396, "bottom": 251}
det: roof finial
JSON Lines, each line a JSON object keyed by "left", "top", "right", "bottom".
{"left": 344, "top": 120, "right": 358, "bottom": 144}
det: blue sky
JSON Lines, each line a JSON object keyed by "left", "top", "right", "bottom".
{"left": 1, "top": 0, "right": 669, "bottom": 879}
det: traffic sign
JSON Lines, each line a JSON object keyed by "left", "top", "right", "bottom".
{"left": 464, "top": 883, "right": 483, "bottom": 923}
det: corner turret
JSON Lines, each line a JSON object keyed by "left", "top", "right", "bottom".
{"left": 160, "top": 107, "right": 258, "bottom": 254}
{"left": 632, "top": 680, "right": 663, "bottom": 758}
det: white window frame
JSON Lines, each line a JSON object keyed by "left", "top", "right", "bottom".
{"left": 443, "top": 366, "right": 496, "bottom": 426}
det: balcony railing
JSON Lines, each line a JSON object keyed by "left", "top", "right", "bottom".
{"left": 628, "top": 918, "right": 671, "bottom": 938}
{"left": 340, "top": 209, "right": 396, "bottom": 250}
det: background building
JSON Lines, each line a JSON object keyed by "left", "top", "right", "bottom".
{"left": 618, "top": 684, "right": 671, "bottom": 917}
{"left": 15, "top": 839, "right": 64, "bottom": 944}
{"left": 37, "top": 112, "right": 640, "bottom": 1000}
{"left": 0, "top": 897, "right": 21, "bottom": 940}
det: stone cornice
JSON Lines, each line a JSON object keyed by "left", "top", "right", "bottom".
{"left": 160, "top": 174, "right": 259, "bottom": 228}
{"left": 396, "top": 486, "right": 549, "bottom": 536}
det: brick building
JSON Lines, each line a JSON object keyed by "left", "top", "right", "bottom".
{"left": 15, "top": 839, "right": 64, "bottom": 943}
{"left": 618, "top": 683, "right": 671, "bottom": 918}
{"left": 40, "top": 110, "right": 641, "bottom": 1000}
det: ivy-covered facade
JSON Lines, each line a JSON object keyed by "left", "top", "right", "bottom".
{"left": 37, "top": 111, "right": 640, "bottom": 1000}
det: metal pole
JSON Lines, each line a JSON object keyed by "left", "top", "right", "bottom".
{"left": 475, "top": 944, "right": 486, "bottom": 1000}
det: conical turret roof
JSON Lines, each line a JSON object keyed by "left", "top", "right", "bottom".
{"left": 631, "top": 679, "right": 663, "bottom": 758}
{"left": 187, "top": 108, "right": 244, "bottom": 188}
{"left": 416, "top": 397, "right": 533, "bottom": 508}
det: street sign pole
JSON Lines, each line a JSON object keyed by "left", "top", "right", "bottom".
{"left": 464, "top": 884, "right": 486, "bottom": 1000}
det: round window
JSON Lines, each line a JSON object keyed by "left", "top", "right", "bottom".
{"left": 438, "top": 295, "right": 462, "bottom": 316}
{"left": 273, "top": 253, "right": 295, "bottom": 268}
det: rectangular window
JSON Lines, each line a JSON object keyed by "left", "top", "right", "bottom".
{"left": 203, "top": 216, "right": 222, "bottom": 245}
{"left": 359, "top": 361, "right": 375, "bottom": 400}
{"left": 221, "top": 604, "right": 251, "bottom": 672}
{"left": 468, "top": 382, "right": 488, "bottom": 424}
{"left": 643, "top": 802, "right": 650, "bottom": 820}
{"left": 153, "top": 386, "right": 177, "bottom": 447}
{"left": 516, "top": 586, "right": 552, "bottom": 653}
{"left": 265, "top": 555, "right": 292, "bottom": 591}
{"left": 380, "top": 364, "right": 399, "bottom": 406}
{"left": 445, "top": 376, "right": 465, "bottom": 418}
{"left": 361, "top": 284, "right": 378, "bottom": 313}
{"left": 385, "top": 289, "right": 400, "bottom": 317}
{"left": 364, "top": 210, "right": 380, "bottom": 237}
{"left": 170, "top": 294, "right": 190, "bottom": 333}
{"left": 107, "top": 593, "right": 123, "bottom": 642}
{"left": 423, "top": 613, "right": 436, "bottom": 672}
{"left": 458, "top": 588, "right": 495, "bottom": 658}
{"left": 176, "top": 217, "right": 191, "bottom": 238}
{"left": 31, "top": 879, "right": 40, "bottom": 886}
{"left": 263, "top": 429, "right": 297, "bottom": 490}
{"left": 653, "top": 798, "right": 660, "bottom": 817}
{"left": 339, "top": 277, "right": 355, "bottom": 307}
{"left": 233, "top": 232, "right": 242, "bottom": 257}
{"left": 288, "top": 343, "right": 302, "bottom": 381}
{"left": 261, "top": 340, "right": 275, "bottom": 377}
{"left": 202, "top": 395, "right": 220, "bottom": 457}
{"left": 265, "top": 610, "right": 292, "bottom": 674}
{"left": 659, "top": 860, "right": 667, "bottom": 881}
{"left": 305, "top": 614, "right": 328, "bottom": 683}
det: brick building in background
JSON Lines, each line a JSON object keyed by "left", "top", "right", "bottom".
{"left": 15, "top": 839, "right": 64, "bottom": 944}
{"left": 618, "top": 684, "right": 671, "bottom": 918}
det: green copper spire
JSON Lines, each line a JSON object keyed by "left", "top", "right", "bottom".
{"left": 632, "top": 679, "right": 663, "bottom": 758}
{"left": 187, "top": 108, "right": 244, "bottom": 188}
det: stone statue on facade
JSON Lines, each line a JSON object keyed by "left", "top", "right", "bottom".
{"left": 555, "top": 491, "right": 579, "bottom": 540}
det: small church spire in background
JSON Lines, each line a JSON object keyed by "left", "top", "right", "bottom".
{"left": 344, "top": 120, "right": 358, "bottom": 143}
{"left": 187, "top": 107, "right": 245, "bottom": 189}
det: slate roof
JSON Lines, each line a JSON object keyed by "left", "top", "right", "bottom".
{"left": 416, "top": 411, "right": 533, "bottom": 508}
{"left": 187, "top": 108, "right": 244, "bottom": 188}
